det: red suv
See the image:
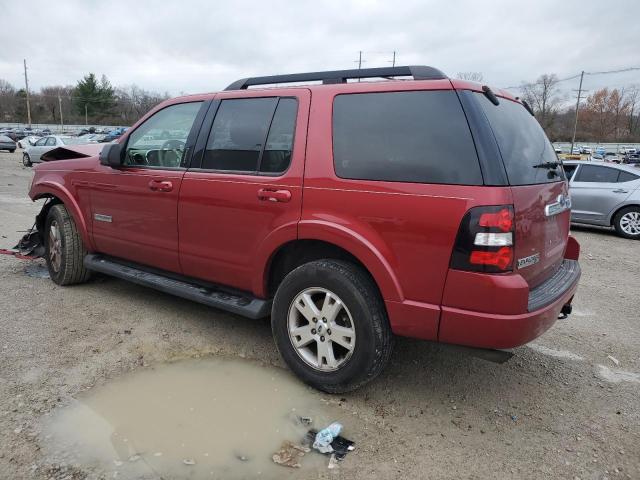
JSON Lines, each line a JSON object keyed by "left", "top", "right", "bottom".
{"left": 24, "top": 66, "right": 580, "bottom": 392}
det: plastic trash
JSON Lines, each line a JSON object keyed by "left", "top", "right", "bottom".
{"left": 313, "top": 422, "right": 343, "bottom": 453}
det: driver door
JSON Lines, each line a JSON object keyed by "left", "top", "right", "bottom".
{"left": 90, "top": 101, "right": 208, "bottom": 272}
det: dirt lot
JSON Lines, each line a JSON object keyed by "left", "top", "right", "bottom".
{"left": 1, "top": 150, "right": 639, "bottom": 479}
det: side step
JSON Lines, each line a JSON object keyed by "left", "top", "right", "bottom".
{"left": 84, "top": 254, "right": 271, "bottom": 319}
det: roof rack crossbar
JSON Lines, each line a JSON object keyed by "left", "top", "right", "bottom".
{"left": 224, "top": 65, "right": 447, "bottom": 91}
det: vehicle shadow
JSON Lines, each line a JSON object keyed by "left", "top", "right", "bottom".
{"left": 570, "top": 223, "right": 618, "bottom": 238}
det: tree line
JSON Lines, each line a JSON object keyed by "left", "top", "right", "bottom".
{"left": 0, "top": 73, "right": 169, "bottom": 126}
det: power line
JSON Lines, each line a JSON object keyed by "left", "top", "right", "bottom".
{"left": 502, "top": 66, "right": 640, "bottom": 91}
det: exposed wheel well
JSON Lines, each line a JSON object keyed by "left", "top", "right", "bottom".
{"left": 34, "top": 195, "right": 63, "bottom": 236}
{"left": 610, "top": 204, "right": 640, "bottom": 226}
{"left": 267, "top": 240, "right": 381, "bottom": 298}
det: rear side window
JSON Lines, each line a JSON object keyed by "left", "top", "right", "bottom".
{"left": 202, "top": 97, "right": 297, "bottom": 174}
{"left": 563, "top": 164, "right": 578, "bottom": 180}
{"left": 618, "top": 171, "right": 639, "bottom": 183}
{"left": 476, "top": 94, "right": 564, "bottom": 185}
{"left": 332, "top": 91, "right": 482, "bottom": 185}
{"left": 575, "top": 165, "right": 619, "bottom": 183}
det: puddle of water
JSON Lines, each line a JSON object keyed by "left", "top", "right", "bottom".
{"left": 41, "top": 357, "right": 334, "bottom": 479}
{"left": 528, "top": 344, "right": 584, "bottom": 361}
{"left": 24, "top": 262, "right": 49, "bottom": 279}
{"left": 597, "top": 365, "right": 640, "bottom": 384}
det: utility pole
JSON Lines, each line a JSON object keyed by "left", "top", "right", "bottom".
{"left": 355, "top": 51, "right": 364, "bottom": 82}
{"left": 85, "top": 104, "right": 88, "bottom": 126}
{"left": 391, "top": 51, "right": 396, "bottom": 67}
{"left": 570, "top": 71, "right": 585, "bottom": 155}
{"left": 23, "top": 59, "right": 32, "bottom": 128}
{"left": 58, "top": 94, "right": 64, "bottom": 132}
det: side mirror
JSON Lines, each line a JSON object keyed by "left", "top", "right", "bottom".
{"left": 99, "top": 143, "right": 123, "bottom": 168}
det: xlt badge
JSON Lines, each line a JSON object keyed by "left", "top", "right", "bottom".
{"left": 517, "top": 253, "right": 540, "bottom": 269}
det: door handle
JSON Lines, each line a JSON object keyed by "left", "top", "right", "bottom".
{"left": 613, "top": 189, "right": 628, "bottom": 194}
{"left": 257, "top": 188, "right": 291, "bottom": 203}
{"left": 148, "top": 179, "right": 173, "bottom": 192}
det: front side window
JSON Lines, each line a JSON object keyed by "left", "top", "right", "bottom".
{"left": 563, "top": 164, "right": 578, "bottom": 180}
{"left": 575, "top": 165, "right": 619, "bottom": 183}
{"left": 124, "top": 102, "right": 202, "bottom": 168}
{"left": 201, "top": 97, "right": 297, "bottom": 174}
{"left": 332, "top": 91, "right": 482, "bottom": 185}
{"left": 35, "top": 138, "right": 47, "bottom": 146}
{"left": 45, "top": 137, "right": 56, "bottom": 146}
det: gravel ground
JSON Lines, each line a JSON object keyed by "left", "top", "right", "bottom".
{"left": 1, "top": 150, "right": 639, "bottom": 480}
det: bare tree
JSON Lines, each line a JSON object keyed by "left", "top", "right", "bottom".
{"left": 455, "top": 72, "right": 484, "bottom": 82}
{"left": 521, "top": 74, "right": 562, "bottom": 132}
{"left": 0, "top": 79, "right": 16, "bottom": 121}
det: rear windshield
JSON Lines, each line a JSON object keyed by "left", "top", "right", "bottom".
{"left": 476, "top": 93, "right": 564, "bottom": 185}
{"left": 333, "top": 91, "right": 483, "bottom": 185}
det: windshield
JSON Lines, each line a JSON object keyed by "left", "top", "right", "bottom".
{"left": 61, "top": 137, "right": 92, "bottom": 145}
{"left": 476, "top": 93, "right": 564, "bottom": 185}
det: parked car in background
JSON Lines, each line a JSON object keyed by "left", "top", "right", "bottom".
{"left": 590, "top": 154, "right": 605, "bottom": 162}
{"left": 624, "top": 153, "right": 640, "bottom": 165}
{"left": 554, "top": 146, "right": 562, "bottom": 154}
{"left": 604, "top": 152, "right": 620, "bottom": 163}
{"left": 563, "top": 160, "right": 640, "bottom": 239}
{"left": 0, "top": 134, "right": 16, "bottom": 152}
{"left": 580, "top": 146, "right": 592, "bottom": 154}
{"left": 619, "top": 146, "right": 636, "bottom": 155}
{"left": 22, "top": 66, "right": 581, "bottom": 392}
{"left": 571, "top": 147, "right": 581, "bottom": 154}
{"left": 22, "top": 135, "right": 91, "bottom": 166}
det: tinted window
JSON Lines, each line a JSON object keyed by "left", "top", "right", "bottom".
{"left": 260, "top": 98, "right": 298, "bottom": 173}
{"left": 563, "top": 164, "right": 578, "bottom": 180}
{"left": 332, "top": 91, "right": 482, "bottom": 185}
{"left": 477, "top": 94, "right": 563, "bottom": 185}
{"left": 202, "top": 98, "right": 277, "bottom": 172}
{"left": 618, "top": 171, "right": 639, "bottom": 183}
{"left": 575, "top": 165, "right": 619, "bottom": 183}
{"left": 125, "top": 102, "right": 202, "bottom": 168}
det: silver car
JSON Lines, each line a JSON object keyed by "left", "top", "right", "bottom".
{"left": 0, "top": 134, "right": 16, "bottom": 152}
{"left": 563, "top": 160, "right": 640, "bottom": 239}
{"left": 22, "top": 135, "right": 91, "bottom": 166}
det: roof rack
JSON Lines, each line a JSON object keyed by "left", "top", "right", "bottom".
{"left": 224, "top": 65, "right": 447, "bottom": 91}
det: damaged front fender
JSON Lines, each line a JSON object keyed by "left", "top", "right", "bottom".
{"left": 13, "top": 199, "right": 55, "bottom": 258}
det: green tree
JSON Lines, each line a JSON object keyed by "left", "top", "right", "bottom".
{"left": 74, "top": 73, "right": 116, "bottom": 119}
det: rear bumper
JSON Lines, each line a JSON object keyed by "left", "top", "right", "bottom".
{"left": 438, "top": 260, "right": 581, "bottom": 349}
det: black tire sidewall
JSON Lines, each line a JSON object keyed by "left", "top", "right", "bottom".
{"left": 614, "top": 207, "right": 640, "bottom": 239}
{"left": 272, "top": 260, "right": 389, "bottom": 392}
{"left": 44, "top": 206, "right": 68, "bottom": 284}
{"left": 23, "top": 154, "right": 31, "bottom": 167}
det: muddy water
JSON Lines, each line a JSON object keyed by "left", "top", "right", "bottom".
{"left": 41, "top": 357, "right": 335, "bottom": 479}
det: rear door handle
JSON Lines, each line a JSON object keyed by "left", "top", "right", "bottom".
{"left": 257, "top": 188, "right": 291, "bottom": 203}
{"left": 148, "top": 179, "right": 173, "bottom": 192}
{"left": 613, "top": 189, "right": 628, "bottom": 193}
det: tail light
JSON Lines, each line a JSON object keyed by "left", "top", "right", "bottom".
{"left": 450, "top": 205, "right": 515, "bottom": 273}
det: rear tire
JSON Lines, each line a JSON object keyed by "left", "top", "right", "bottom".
{"left": 44, "top": 204, "right": 92, "bottom": 285}
{"left": 9, "top": 149, "right": 15, "bottom": 153}
{"left": 271, "top": 259, "right": 393, "bottom": 393}
{"left": 22, "top": 153, "right": 32, "bottom": 167}
{"left": 613, "top": 206, "right": 640, "bottom": 239}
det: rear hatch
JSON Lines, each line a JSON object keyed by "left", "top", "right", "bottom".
{"left": 476, "top": 93, "right": 570, "bottom": 288}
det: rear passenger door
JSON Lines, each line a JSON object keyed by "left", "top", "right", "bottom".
{"left": 178, "top": 89, "right": 310, "bottom": 294}
{"left": 570, "top": 164, "right": 635, "bottom": 223}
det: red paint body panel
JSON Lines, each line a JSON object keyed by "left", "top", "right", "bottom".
{"left": 438, "top": 271, "right": 579, "bottom": 349}
{"left": 178, "top": 88, "right": 310, "bottom": 293}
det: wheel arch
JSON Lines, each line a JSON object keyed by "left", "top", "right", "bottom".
{"left": 31, "top": 183, "right": 93, "bottom": 251}
{"left": 609, "top": 203, "right": 640, "bottom": 226}
{"left": 263, "top": 237, "right": 402, "bottom": 303}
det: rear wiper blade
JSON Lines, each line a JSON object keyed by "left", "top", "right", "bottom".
{"left": 533, "top": 161, "right": 561, "bottom": 169}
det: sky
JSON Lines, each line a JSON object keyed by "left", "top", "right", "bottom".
{"left": 1, "top": 0, "right": 639, "bottom": 99}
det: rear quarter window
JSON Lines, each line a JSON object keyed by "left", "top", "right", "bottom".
{"left": 332, "top": 90, "right": 482, "bottom": 185}
{"left": 476, "top": 93, "right": 564, "bottom": 185}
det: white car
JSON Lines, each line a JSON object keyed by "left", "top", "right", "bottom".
{"left": 22, "top": 135, "right": 91, "bottom": 166}
{"left": 580, "top": 146, "right": 592, "bottom": 154}
{"left": 17, "top": 135, "right": 41, "bottom": 149}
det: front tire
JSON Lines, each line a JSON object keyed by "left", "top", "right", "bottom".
{"left": 44, "top": 204, "right": 92, "bottom": 285}
{"left": 272, "top": 259, "right": 393, "bottom": 393}
{"left": 22, "top": 153, "right": 32, "bottom": 167}
{"left": 613, "top": 206, "right": 640, "bottom": 239}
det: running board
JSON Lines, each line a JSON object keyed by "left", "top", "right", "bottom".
{"left": 84, "top": 254, "right": 271, "bottom": 319}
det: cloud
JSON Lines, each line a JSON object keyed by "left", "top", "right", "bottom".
{"left": 0, "top": 0, "right": 638, "bottom": 96}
